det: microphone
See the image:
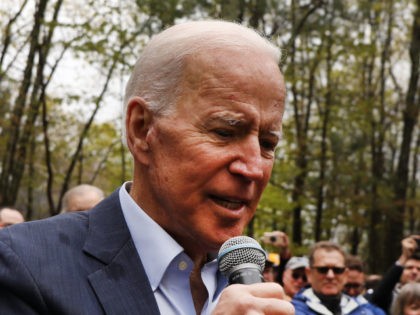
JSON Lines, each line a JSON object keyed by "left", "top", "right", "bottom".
{"left": 217, "top": 235, "right": 266, "bottom": 285}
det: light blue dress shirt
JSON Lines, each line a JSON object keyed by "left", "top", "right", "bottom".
{"left": 119, "top": 183, "right": 227, "bottom": 315}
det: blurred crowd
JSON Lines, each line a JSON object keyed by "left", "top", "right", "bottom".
{"left": 261, "top": 231, "right": 420, "bottom": 315}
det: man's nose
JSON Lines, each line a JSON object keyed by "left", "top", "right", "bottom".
{"left": 229, "top": 137, "right": 265, "bottom": 181}
{"left": 326, "top": 269, "right": 335, "bottom": 278}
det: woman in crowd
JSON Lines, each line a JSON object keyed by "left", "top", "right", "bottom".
{"left": 391, "top": 282, "right": 420, "bottom": 315}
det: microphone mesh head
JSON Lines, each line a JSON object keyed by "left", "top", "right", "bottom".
{"left": 217, "top": 236, "right": 266, "bottom": 277}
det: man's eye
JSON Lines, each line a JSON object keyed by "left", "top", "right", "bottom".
{"left": 213, "top": 129, "right": 234, "bottom": 138}
{"left": 260, "top": 139, "right": 277, "bottom": 151}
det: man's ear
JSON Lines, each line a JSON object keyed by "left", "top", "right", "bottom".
{"left": 126, "top": 97, "right": 153, "bottom": 164}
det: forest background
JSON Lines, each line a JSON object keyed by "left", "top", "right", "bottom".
{"left": 0, "top": 0, "right": 418, "bottom": 273}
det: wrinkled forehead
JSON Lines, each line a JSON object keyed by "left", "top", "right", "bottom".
{"left": 180, "top": 49, "right": 285, "bottom": 105}
{"left": 182, "top": 47, "right": 283, "bottom": 83}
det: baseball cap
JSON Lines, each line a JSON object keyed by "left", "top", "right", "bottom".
{"left": 285, "top": 256, "right": 309, "bottom": 270}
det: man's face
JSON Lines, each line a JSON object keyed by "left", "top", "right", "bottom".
{"left": 308, "top": 249, "right": 347, "bottom": 296}
{"left": 401, "top": 258, "right": 420, "bottom": 284}
{"left": 343, "top": 269, "right": 365, "bottom": 297}
{"left": 282, "top": 267, "right": 308, "bottom": 298}
{"left": 263, "top": 265, "right": 275, "bottom": 282}
{"left": 131, "top": 49, "right": 285, "bottom": 255}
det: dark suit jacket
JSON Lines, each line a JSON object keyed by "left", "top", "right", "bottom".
{"left": 368, "top": 263, "right": 403, "bottom": 314}
{"left": 0, "top": 190, "right": 161, "bottom": 314}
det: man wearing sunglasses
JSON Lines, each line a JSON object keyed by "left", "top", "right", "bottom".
{"left": 292, "top": 241, "right": 385, "bottom": 315}
{"left": 344, "top": 255, "right": 366, "bottom": 298}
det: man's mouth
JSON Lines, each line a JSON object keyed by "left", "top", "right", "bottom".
{"left": 211, "top": 195, "right": 246, "bottom": 210}
{"left": 323, "top": 281, "right": 337, "bottom": 286}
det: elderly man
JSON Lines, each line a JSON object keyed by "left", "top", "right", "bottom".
{"left": 292, "top": 241, "right": 385, "bottom": 315}
{"left": 0, "top": 208, "right": 24, "bottom": 228}
{"left": 0, "top": 20, "right": 293, "bottom": 314}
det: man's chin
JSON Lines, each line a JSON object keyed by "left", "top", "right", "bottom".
{"left": 320, "top": 288, "right": 340, "bottom": 296}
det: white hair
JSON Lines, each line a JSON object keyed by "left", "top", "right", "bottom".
{"left": 122, "top": 20, "right": 281, "bottom": 144}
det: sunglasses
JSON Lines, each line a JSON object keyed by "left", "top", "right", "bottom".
{"left": 344, "top": 283, "right": 363, "bottom": 290}
{"left": 291, "top": 272, "right": 307, "bottom": 282}
{"left": 312, "top": 266, "right": 346, "bottom": 275}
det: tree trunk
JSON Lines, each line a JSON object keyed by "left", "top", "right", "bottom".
{"left": 0, "top": 0, "right": 28, "bottom": 83}
{"left": 386, "top": 0, "right": 420, "bottom": 266}
{"left": 286, "top": 0, "right": 324, "bottom": 245}
{"left": 366, "top": 0, "right": 395, "bottom": 272}
{"left": 408, "top": 134, "right": 419, "bottom": 233}
{"left": 0, "top": 0, "right": 48, "bottom": 206}
{"left": 6, "top": 0, "right": 64, "bottom": 210}
{"left": 26, "top": 133, "right": 36, "bottom": 220}
{"left": 315, "top": 4, "right": 334, "bottom": 241}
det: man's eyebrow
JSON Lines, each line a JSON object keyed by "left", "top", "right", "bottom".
{"left": 207, "top": 114, "right": 247, "bottom": 126}
{"left": 268, "top": 130, "right": 282, "bottom": 138}
{"left": 266, "top": 130, "right": 282, "bottom": 148}
{"left": 207, "top": 114, "right": 283, "bottom": 142}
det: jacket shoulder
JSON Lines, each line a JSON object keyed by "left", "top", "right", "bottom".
{"left": 0, "top": 210, "right": 89, "bottom": 250}
{"left": 291, "top": 289, "right": 316, "bottom": 314}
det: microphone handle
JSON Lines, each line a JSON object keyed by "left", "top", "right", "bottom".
{"left": 228, "top": 263, "right": 264, "bottom": 285}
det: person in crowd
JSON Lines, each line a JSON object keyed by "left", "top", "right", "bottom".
{"left": 261, "top": 230, "right": 292, "bottom": 283}
{"left": 391, "top": 282, "right": 420, "bottom": 315}
{"left": 61, "top": 184, "right": 105, "bottom": 212}
{"left": 281, "top": 256, "right": 309, "bottom": 301}
{"left": 399, "top": 254, "right": 420, "bottom": 284}
{"left": 263, "top": 258, "right": 276, "bottom": 282}
{"left": 292, "top": 241, "right": 385, "bottom": 315}
{"left": 370, "top": 235, "right": 420, "bottom": 313}
{"left": 344, "top": 255, "right": 366, "bottom": 297}
{"left": 262, "top": 251, "right": 281, "bottom": 282}
{"left": 344, "top": 254, "right": 385, "bottom": 309}
{"left": 0, "top": 20, "right": 294, "bottom": 314}
{"left": 0, "top": 207, "right": 24, "bottom": 228}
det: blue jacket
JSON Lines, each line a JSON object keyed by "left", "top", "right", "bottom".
{"left": 292, "top": 288, "right": 386, "bottom": 315}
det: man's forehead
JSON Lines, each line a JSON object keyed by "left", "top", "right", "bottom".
{"left": 406, "top": 259, "right": 420, "bottom": 266}
{"left": 347, "top": 270, "right": 364, "bottom": 280}
{"left": 314, "top": 249, "right": 344, "bottom": 261}
{"left": 348, "top": 269, "right": 363, "bottom": 275}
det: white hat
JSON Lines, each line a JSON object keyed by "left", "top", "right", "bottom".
{"left": 285, "top": 256, "right": 309, "bottom": 270}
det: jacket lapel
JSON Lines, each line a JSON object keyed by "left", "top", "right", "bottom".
{"left": 83, "top": 190, "right": 160, "bottom": 315}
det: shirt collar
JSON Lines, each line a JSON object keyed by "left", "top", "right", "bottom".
{"left": 119, "top": 182, "right": 184, "bottom": 291}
